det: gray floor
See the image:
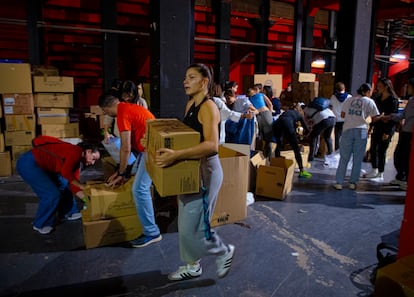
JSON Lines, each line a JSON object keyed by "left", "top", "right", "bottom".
{"left": 0, "top": 158, "right": 405, "bottom": 297}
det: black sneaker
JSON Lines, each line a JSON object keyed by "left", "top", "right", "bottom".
{"left": 130, "top": 234, "right": 162, "bottom": 248}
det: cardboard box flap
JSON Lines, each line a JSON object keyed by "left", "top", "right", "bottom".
{"left": 218, "top": 145, "right": 247, "bottom": 158}
{"left": 269, "top": 157, "right": 294, "bottom": 170}
{"left": 250, "top": 151, "right": 267, "bottom": 168}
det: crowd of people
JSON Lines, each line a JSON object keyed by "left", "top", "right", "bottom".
{"left": 15, "top": 65, "right": 413, "bottom": 283}
{"left": 216, "top": 76, "right": 412, "bottom": 192}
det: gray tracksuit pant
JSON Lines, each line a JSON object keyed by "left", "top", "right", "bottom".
{"left": 177, "top": 154, "right": 228, "bottom": 264}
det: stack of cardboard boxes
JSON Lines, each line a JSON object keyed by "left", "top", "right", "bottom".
{"left": 0, "top": 63, "right": 36, "bottom": 175}
{"left": 292, "top": 72, "right": 318, "bottom": 104}
{"left": 318, "top": 72, "right": 335, "bottom": 99}
{"left": 81, "top": 178, "right": 143, "bottom": 249}
{"left": 33, "top": 75, "right": 78, "bottom": 138}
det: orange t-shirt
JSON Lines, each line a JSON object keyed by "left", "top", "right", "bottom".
{"left": 116, "top": 102, "right": 155, "bottom": 152}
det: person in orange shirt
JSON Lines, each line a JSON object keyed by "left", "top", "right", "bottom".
{"left": 99, "top": 92, "right": 162, "bottom": 248}
{"left": 16, "top": 136, "right": 100, "bottom": 234}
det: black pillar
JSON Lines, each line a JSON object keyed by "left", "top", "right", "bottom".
{"left": 378, "top": 21, "right": 392, "bottom": 78}
{"left": 150, "top": 0, "right": 195, "bottom": 119}
{"left": 335, "top": 0, "right": 375, "bottom": 94}
{"left": 249, "top": 0, "right": 272, "bottom": 74}
{"left": 301, "top": 5, "right": 314, "bottom": 72}
{"left": 367, "top": 0, "right": 379, "bottom": 83}
{"left": 26, "top": 0, "right": 43, "bottom": 65}
{"left": 213, "top": 0, "right": 231, "bottom": 88}
{"left": 409, "top": 39, "right": 414, "bottom": 79}
{"left": 292, "top": 0, "right": 304, "bottom": 73}
{"left": 324, "top": 11, "right": 336, "bottom": 72}
{"left": 101, "top": 0, "right": 118, "bottom": 92}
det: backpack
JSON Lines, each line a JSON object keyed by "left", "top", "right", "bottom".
{"left": 308, "top": 97, "right": 330, "bottom": 111}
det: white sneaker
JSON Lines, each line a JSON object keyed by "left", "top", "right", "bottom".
{"left": 65, "top": 212, "right": 82, "bottom": 221}
{"left": 216, "top": 244, "right": 235, "bottom": 278}
{"left": 349, "top": 183, "right": 357, "bottom": 190}
{"left": 168, "top": 263, "right": 202, "bottom": 281}
{"left": 333, "top": 183, "right": 342, "bottom": 190}
{"left": 390, "top": 179, "right": 407, "bottom": 187}
{"left": 400, "top": 184, "right": 407, "bottom": 191}
{"left": 370, "top": 172, "right": 384, "bottom": 181}
{"left": 33, "top": 225, "right": 53, "bottom": 234}
{"left": 364, "top": 169, "right": 379, "bottom": 178}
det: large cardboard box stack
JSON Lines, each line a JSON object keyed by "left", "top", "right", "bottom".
{"left": 0, "top": 63, "right": 36, "bottom": 175}
{"left": 32, "top": 75, "right": 78, "bottom": 138}
{"left": 211, "top": 144, "right": 250, "bottom": 227}
{"left": 292, "top": 72, "right": 318, "bottom": 104}
{"left": 145, "top": 119, "right": 200, "bottom": 197}
{"left": 81, "top": 178, "right": 143, "bottom": 249}
{"left": 88, "top": 105, "right": 105, "bottom": 130}
{"left": 318, "top": 72, "right": 335, "bottom": 99}
{"left": 255, "top": 157, "right": 295, "bottom": 200}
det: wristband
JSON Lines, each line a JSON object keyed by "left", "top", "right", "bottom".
{"left": 117, "top": 170, "right": 127, "bottom": 177}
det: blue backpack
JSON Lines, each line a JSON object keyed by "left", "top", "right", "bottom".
{"left": 308, "top": 97, "right": 330, "bottom": 111}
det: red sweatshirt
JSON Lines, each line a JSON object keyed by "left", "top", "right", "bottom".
{"left": 31, "top": 136, "right": 83, "bottom": 194}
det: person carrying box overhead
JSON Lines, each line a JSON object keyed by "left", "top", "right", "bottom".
{"left": 99, "top": 91, "right": 162, "bottom": 248}
{"left": 16, "top": 136, "right": 101, "bottom": 235}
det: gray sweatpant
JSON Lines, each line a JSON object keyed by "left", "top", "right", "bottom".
{"left": 177, "top": 154, "right": 228, "bottom": 264}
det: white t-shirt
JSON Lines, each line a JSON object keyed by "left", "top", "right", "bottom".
{"left": 303, "top": 106, "right": 335, "bottom": 126}
{"left": 330, "top": 93, "right": 352, "bottom": 122}
{"left": 342, "top": 96, "right": 379, "bottom": 132}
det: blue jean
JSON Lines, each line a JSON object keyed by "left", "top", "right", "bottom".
{"left": 335, "top": 128, "right": 368, "bottom": 184}
{"left": 16, "top": 151, "right": 78, "bottom": 228}
{"left": 132, "top": 152, "right": 160, "bottom": 236}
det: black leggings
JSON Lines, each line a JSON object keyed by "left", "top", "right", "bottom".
{"left": 370, "top": 130, "right": 393, "bottom": 172}
{"left": 273, "top": 118, "right": 304, "bottom": 170}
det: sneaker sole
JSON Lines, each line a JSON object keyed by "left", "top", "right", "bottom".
{"left": 131, "top": 235, "right": 163, "bottom": 248}
{"left": 168, "top": 270, "right": 202, "bottom": 281}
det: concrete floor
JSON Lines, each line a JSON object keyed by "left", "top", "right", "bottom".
{"left": 0, "top": 158, "right": 406, "bottom": 297}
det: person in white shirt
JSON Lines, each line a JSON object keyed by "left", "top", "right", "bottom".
{"left": 334, "top": 83, "right": 382, "bottom": 190}
{"left": 330, "top": 82, "right": 352, "bottom": 151}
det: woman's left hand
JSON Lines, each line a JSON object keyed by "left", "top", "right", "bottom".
{"left": 155, "top": 148, "right": 176, "bottom": 167}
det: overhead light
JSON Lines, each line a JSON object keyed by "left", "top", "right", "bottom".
{"left": 390, "top": 54, "right": 407, "bottom": 62}
{"left": 311, "top": 59, "right": 325, "bottom": 69}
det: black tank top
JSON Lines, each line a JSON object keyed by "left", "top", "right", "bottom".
{"left": 183, "top": 97, "right": 208, "bottom": 141}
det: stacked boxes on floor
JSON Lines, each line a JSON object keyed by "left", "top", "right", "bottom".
{"left": 292, "top": 72, "right": 318, "bottom": 105}
{"left": 318, "top": 72, "right": 335, "bottom": 99}
{"left": 81, "top": 178, "right": 143, "bottom": 249}
{"left": 0, "top": 63, "right": 35, "bottom": 175}
{"left": 32, "top": 75, "right": 79, "bottom": 138}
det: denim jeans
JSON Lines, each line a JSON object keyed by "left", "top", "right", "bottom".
{"left": 16, "top": 151, "right": 78, "bottom": 228}
{"left": 336, "top": 128, "right": 368, "bottom": 184}
{"left": 132, "top": 152, "right": 160, "bottom": 237}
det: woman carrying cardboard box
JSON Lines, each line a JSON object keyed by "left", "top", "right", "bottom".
{"left": 155, "top": 63, "right": 235, "bottom": 281}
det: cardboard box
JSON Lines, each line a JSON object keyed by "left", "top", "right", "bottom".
{"left": 5, "top": 130, "right": 35, "bottom": 146}
{"left": 375, "top": 255, "right": 414, "bottom": 297}
{"left": 145, "top": 119, "right": 201, "bottom": 197}
{"left": 0, "top": 133, "right": 4, "bottom": 152}
{"left": 146, "top": 118, "right": 200, "bottom": 156}
{"left": 146, "top": 153, "right": 200, "bottom": 197}
{"left": 292, "top": 72, "right": 316, "bottom": 83}
{"left": 254, "top": 74, "right": 283, "bottom": 99}
{"left": 292, "top": 81, "right": 319, "bottom": 104}
{"left": 82, "top": 214, "right": 143, "bottom": 249}
{"left": 34, "top": 93, "right": 73, "bottom": 108}
{"left": 249, "top": 150, "right": 268, "bottom": 193}
{"left": 37, "top": 107, "right": 70, "bottom": 125}
{"left": 31, "top": 65, "right": 59, "bottom": 76}
{"left": 82, "top": 178, "right": 137, "bottom": 222}
{"left": 5, "top": 114, "right": 36, "bottom": 131}
{"left": 0, "top": 63, "right": 32, "bottom": 93}
{"left": 211, "top": 145, "right": 249, "bottom": 227}
{"left": 90, "top": 105, "right": 104, "bottom": 115}
{"left": 0, "top": 151, "right": 12, "bottom": 177}
{"left": 2, "top": 93, "right": 34, "bottom": 115}
{"left": 280, "top": 145, "right": 310, "bottom": 169}
{"left": 11, "top": 145, "right": 31, "bottom": 160}
{"left": 33, "top": 76, "right": 74, "bottom": 93}
{"left": 255, "top": 157, "right": 295, "bottom": 200}
{"left": 41, "top": 123, "right": 79, "bottom": 138}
